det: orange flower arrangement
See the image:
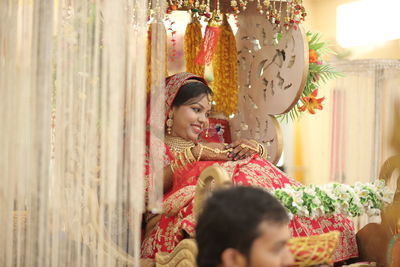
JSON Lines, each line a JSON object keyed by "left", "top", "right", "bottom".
{"left": 299, "top": 89, "right": 325, "bottom": 114}
{"left": 309, "top": 49, "right": 318, "bottom": 63}
{"left": 279, "top": 31, "right": 341, "bottom": 121}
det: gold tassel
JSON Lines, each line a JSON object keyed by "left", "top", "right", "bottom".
{"left": 195, "top": 11, "right": 221, "bottom": 66}
{"left": 146, "top": 23, "right": 169, "bottom": 94}
{"left": 184, "top": 15, "right": 205, "bottom": 76}
{"left": 212, "top": 14, "right": 238, "bottom": 116}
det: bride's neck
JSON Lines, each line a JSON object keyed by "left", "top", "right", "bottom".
{"left": 165, "top": 135, "right": 195, "bottom": 152}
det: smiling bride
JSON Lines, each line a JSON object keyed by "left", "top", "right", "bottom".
{"left": 141, "top": 72, "right": 358, "bottom": 262}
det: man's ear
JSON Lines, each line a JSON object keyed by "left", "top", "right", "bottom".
{"left": 220, "top": 248, "right": 247, "bottom": 267}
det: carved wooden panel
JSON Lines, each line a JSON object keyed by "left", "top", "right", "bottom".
{"left": 230, "top": 2, "right": 308, "bottom": 164}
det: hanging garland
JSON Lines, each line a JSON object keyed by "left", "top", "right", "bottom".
{"left": 165, "top": 0, "right": 307, "bottom": 30}
{"left": 212, "top": 14, "right": 238, "bottom": 117}
{"left": 146, "top": 21, "right": 169, "bottom": 93}
{"left": 195, "top": 10, "right": 222, "bottom": 65}
{"left": 184, "top": 14, "right": 205, "bottom": 76}
{"left": 149, "top": 1, "right": 312, "bottom": 117}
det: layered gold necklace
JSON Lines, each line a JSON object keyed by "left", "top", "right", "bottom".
{"left": 165, "top": 135, "right": 195, "bottom": 152}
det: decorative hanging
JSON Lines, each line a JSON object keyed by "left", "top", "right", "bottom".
{"left": 147, "top": 0, "right": 168, "bottom": 213}
{"left": 195, "top": 9, "right": 222, "bottom": 65}
{"left": 184, "top": 14, "right": 205, "bottom": 76}
{"left": 212, "top": 14, "right": 238, "bottom": 116}
{"left": 146, "top": 21, "right": 169, "bottom": 93}
{"left": 228, "top": 0, "right": 307, "bottom": 30}
{"left": 146, "top": 24, "right": 152, "bottom": 93}
{"left": 162, "top": 0, "right": 307, "bottom": 35}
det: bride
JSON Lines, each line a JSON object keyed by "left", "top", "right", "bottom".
{"left": 141, "top": 72, "right": 358, "bottom": 262}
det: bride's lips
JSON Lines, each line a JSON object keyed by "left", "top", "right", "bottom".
{"left": 191, "top": 124, "right": 202, "bottom": 134}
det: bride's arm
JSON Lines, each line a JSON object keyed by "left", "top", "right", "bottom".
{"left": 191, "top": 142, "right": 232, "bottom": 161}
{"left": 164, "top": 143, "right": 231, "bottom": 193}
{"left": 226, "top": 139, "right": 267, "bottom": 160}
{"left": 163, "top": 165, "right": 173, "bottom": 193}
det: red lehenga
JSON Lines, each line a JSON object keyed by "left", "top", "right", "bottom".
{"left": 141, "top": 72, "right": 358, "bottom": 261}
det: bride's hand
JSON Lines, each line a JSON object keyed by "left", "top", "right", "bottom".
{"left": 226, "top": 139, "right": 259, "bottom": 161}
{"left": 192, "top": 142, "right": 233, "bottom": 161}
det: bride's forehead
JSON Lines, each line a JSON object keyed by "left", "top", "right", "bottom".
{"left": 192, "top": 97, "right": 212, "bottom": 109}
{"left": 183, "top": 94, "right": 212, "bottom": 107}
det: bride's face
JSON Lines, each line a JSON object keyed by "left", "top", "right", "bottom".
{"left": 170, "top": 94, "right": 211, "bottom": 142}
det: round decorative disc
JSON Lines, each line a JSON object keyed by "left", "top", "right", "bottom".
{"left": 230, "top": 1, "right": 308, "bottom": 163}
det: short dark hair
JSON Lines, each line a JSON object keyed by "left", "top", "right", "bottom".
{"left": 196, "top": 186, "right": 289, "bottom": 267}
{"left": 172, "top": 80, "right": 213, "bottom": 107}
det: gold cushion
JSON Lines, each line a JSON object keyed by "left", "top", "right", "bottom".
{"left": 288, "top": 231, "right": 340, "bottom": 267}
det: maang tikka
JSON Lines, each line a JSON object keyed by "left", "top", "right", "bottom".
{"left": 166, "top": 111, "right": 173, "bottom": 135}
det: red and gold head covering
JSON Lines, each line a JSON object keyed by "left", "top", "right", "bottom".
{"left": 164, "top": 72, "right": 208, "bottom": 121}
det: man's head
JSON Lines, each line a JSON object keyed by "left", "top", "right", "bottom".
{"left": 196, "top": 186, "right": 294, "bottom": 267}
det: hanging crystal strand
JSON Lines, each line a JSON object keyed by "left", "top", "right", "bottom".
{"left": 98, "top": 0, "right": 132, "bottom": 265}
{"left": 30, "top": 1, "right": 53, "bottom": 266}
{"left": 53, "top": 1, "right": 98, "bottom": 266}
{"left": 28, "top": 0, "right": 53, "bottom": 266}
{"left": 0, "top": 2, "right": 19, "bottom": 265}
{"left": 270, "top": 0, "right": 276, "bottom": 24}
{"left": 1, "top": 2, "right": 13, "bottom": 265}
{"left": 272, "top": 0, "right": 283, "bottom": 45}
{"left": 0, "top": 0, "right": 53, "bottom": 266}
{"left": 148, "top": 0, "right": 166, "bottom": 213}
{"left": 284, "top": 0, "right": 291, "bottom": 30}
{"left": 54, "top": 1, "right": 80, "bottom": 266}
{"left": 126, "top": 0, "right": 147, "bottom": 263}
{"left": 2, "top": 0, "right": 148, "bottom": 266}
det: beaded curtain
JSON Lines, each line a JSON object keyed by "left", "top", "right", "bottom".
{"left": 0, "top": 0, "right": 162, "bottom": 266}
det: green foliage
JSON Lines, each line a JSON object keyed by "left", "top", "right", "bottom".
{"left": 278, "top": 31, "right": 343, "bottom": 122}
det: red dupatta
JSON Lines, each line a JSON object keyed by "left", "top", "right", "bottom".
{"left": 145, "top": 72, "right": 208, "bottom": 211}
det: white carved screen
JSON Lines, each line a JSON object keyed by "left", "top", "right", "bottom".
{"left": 230, "top": 2, "right": 308, "bottom": 164}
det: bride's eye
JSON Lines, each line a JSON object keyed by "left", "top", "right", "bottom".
{"left": 192, "top": 107, "right": 200, "bottom": 112}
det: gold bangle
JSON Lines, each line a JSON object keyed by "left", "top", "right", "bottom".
{"left": 202, "top": 145, "right": 232, "bottom": 154}
{"left": 258, "top": 142, "right": 267, "bottom": 158}
{"left": 239, "top": 143, "right": 257, "bottom": 152}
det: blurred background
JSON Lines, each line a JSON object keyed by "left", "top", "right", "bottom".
{"left": 165, "top": 0, "right": 400, "bottom": 192}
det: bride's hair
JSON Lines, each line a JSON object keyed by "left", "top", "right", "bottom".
{"left": 172, "top": 80, "right": 213, "bottom": 107}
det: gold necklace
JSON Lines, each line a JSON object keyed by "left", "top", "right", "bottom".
{"left": 165, "top": 135, "right": 195, "bottom": 152}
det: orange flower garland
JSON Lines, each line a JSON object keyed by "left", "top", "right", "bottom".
{"left": 184, "top": 15, "right": 204, "bottom": 77}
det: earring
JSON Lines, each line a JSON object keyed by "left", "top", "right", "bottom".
{"left": 166, "top": 112, "right": 173, "bottom": 135}
{"left": 205, "top": 128, "right": 209, "bottom": 138}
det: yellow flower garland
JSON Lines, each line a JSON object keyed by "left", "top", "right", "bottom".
{"left": 184, "top": 15, "right": 204, "bottom": 77}
{"left": 212, "top": 14, "right": 238, "bottom": 116}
